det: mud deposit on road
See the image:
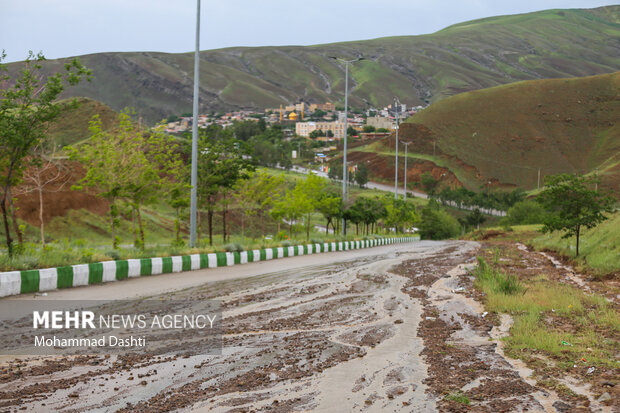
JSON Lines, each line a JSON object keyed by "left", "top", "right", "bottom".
{"left": 0, "top": 242, "right": 465, "bottom": 412}
{"left": 4, "top": 240, "right": 604, "bottom": 412}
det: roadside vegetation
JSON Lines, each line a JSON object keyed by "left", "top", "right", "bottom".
{"left": 472, "top": 243, "right": 619, "bottom": 406}
{"left": 532, "top": 212, "right": 620, "bottom": 275}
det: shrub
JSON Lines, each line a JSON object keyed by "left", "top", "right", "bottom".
{"left": 224, "top": 243, "right": 244, "bottom": 252}
{"left": 503, "top": 200, "right": 547, "bottom": 225}
{"left": 105, "top": 250, "right": 121, "bottom": 260}
{"left": 419, "top": 207, "right": 460, "bottom": 240}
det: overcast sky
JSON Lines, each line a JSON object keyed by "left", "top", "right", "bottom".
{"left": 2, "top": 0, "right": 618, "bottom": 62}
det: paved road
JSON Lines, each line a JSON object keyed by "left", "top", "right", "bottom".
{"left": 0, "top": 241, "right": 562, "bottom": 412}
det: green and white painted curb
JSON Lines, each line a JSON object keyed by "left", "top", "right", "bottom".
{"left": 0, "top": 237, "right": 416, "bottom": 298}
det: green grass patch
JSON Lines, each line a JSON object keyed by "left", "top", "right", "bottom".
{"left": 444, "top": 391, "right": 470, "bottom": 405}
{"left": 474, "top": 257, "right": 523, "bottom": 295}
{"left": 474, "top": 252, "right": 619, "bottom": 371}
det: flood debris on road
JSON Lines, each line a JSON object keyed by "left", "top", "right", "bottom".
{"left": 1, "top": 240, "right": 613, "bottom": 412}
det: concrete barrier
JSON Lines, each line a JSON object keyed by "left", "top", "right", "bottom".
{"left": 0, "top": 237, "right": 416, "bottom": 298}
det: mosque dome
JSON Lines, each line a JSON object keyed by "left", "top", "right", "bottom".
{"left": 288, "top": 111, "right": 298, "bottom": 120}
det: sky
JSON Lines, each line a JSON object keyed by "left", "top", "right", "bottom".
{"left": 1, "top": 0, "right": 618, "bottom": 62}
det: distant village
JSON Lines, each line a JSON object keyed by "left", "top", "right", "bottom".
{"left": 164, "top": 101, "right": 424, "bottom": 140}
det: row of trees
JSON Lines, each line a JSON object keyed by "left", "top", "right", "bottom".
{"left": 229, "top": 171, "right": 418, "bottom": 241}
{"left": 69, "top": 110, "right": 185, "bottom": 249}
{"left": 436, "top": 185, "right": 526, "bottom": 212}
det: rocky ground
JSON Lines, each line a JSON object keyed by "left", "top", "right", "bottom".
{"left": 0, "top": 240, "right": 615, "bottom": 412}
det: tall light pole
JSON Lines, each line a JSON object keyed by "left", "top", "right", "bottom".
{"left": 189, "top": 0, "right": 201, "bottom": 247}
{"left": 329, "top": 56, "right": 364, "bottom": 234}
{"left": 393, "top": 97, "right": 401, "bottom": 199}
{"left": 402, "top": 141, "right": 411, "bottom": 200}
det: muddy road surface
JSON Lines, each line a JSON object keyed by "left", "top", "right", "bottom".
{"left": 0, "top": 241, "right": 595, "bottom": 412}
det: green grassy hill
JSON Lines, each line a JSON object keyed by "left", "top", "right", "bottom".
{"left": 365, "top": 71, "right": 619, "bottom": 192}
{"left": 6, "top": 6, "right": 620, "bottom": 122}
{"left": 311, "top": 73, "right": 619, "bottom": 197}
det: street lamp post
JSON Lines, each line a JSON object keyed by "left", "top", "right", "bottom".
{"left": 189, "top": 0, "right": 201, "bottom": 247}
{"left": 329, "top": 56, "right": 364, "bottom": 235}
{"left": 402, "top": 141, "right": 411, "bottom": 200}
{"left": 393, "top": 97, "right": 401, "bottom": 199}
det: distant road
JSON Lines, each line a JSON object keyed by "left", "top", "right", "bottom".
{"left": 290, "top": 166, "right": 428, "bottom": 199}
{"left": 290, "top": 165, "right": 506, "bottom": 217}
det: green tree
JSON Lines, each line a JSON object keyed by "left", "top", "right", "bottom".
{"left": 327, "top": 160, "right": 343, "bottom": 180}
{"left": 344, "top": 201, "right": 365, "bottom": 235}
{"left": 311, "top": 109, "right": 326, "bottom": 119}
{"left": 366, "top": 197, "right": 388, "bottom": 234}
{"left": 384, "top": 197, "right": 419, "bottom": 233}
{"left": 0, "top": 51, "right": 90, "bottom": 255}
{"left": 295, "top": 174, "right": 327, "bottom": 239}
{"left": 70, "top": 113, "right": 134, "bottom": 248}
{"left": 362, "top": 125, "right": 376, "bottom": 133}
{"left": 419, "top": 202, "right": 460, "bottom": 240}
{"left": 196, "top": 135, "right": 253, "bottom": 245}
{"left": 354, "top": 162, "right": 369, "bottom": 188}
{"left": 234, "top": 170, "right": 284, "bottom": 238}
{"left": 317, "top": 192, "right": 342, "bottom": 235}
{"left": 71, "top": 110, "right": 183, "bottom": 249}
{"left": 420, "top": 172, "right": 438, "bottom": 196}
{"left": 537, "top": 174, "right": 615, "bottom": 256}
{"left": 465, "top": 208, "right": 486, "bottom": 230}
{"left": 272, "top": 189, "right": 306, "bottom": 238}
{"left": 347, "top": 197, "right": 386, "bottom": 235}
{"left": 128, "top": 122, "right": 184, "bottom": 249}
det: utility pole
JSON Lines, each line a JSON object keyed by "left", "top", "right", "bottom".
{"left": 402, "top": 141, "right": 411, "bottom": 200}
{"left": 537, "top": 168, "right": 541, "bottom": 190}
{"left": 329, "top": 56, "right": 364, "bottom": 234}
{"left": 394, "top": 97, "right": 401, "bottom": 199}
{"left": 189, "top": 0, "right": 201, "bottom": 247}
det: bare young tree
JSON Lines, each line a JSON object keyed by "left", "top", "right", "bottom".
{"left": 17, "top": 143, "right": 70, "bottom": 246}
